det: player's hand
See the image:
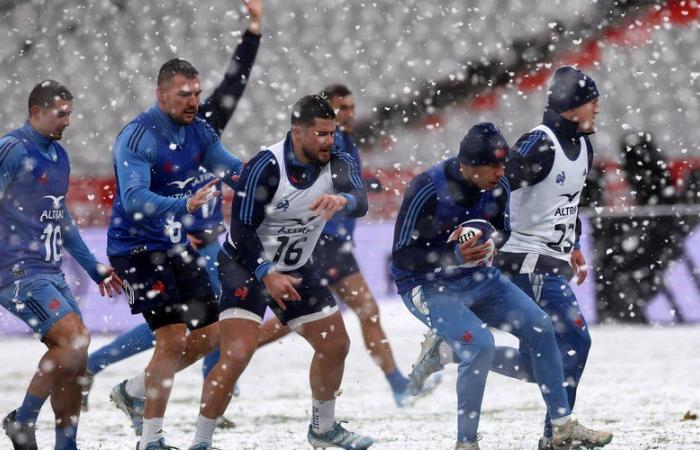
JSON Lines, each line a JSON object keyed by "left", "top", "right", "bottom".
{"left": 310, "top": 194, "right": 347, "bottom": 220}
{"left": 455, "top": 230, "right": 493, "bottom": 264}
{"left": 571, "top": 249, "right": 587, "bottom": 285}
{"left": 262, "top": 272, "right": 302, "bottom": 310}
{"left": 97, "top": 266, "right": 124, "bottom": 298}
{"left": 244, "top": 0, "right": 263, "bottom": 35}
{"left": 186, "top": 179, "right": 220, "bottom": 213}
{"left": 188, "top": 233, "right": 203, "bottom": 250}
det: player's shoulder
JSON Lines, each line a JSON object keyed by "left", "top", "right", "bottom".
{"left": 116, "top": 121, "right": 157, "bottom": 155}
{"left": 245, "top": 149, "right": 279, "bottom": 174}
{"left": 193, "top": 116, "right": 220, "bottom": 143}
{"left": 407, "top": 171, "right": 436, "bottom": 195}
{"left": 512, "top": 129, "right": 551, "bottom": 157}
{"left": 0, "top": 134, "right": 27, "bottom": 155}
{"left": 0, "top": 134, "right": 29, "bottom": 165}
{"left": 330, "top": 147, "right": 358, "bottom": 167}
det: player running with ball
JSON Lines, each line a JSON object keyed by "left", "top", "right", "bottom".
{"left": 392, "top": 123, "right": 611, "bottom": 450}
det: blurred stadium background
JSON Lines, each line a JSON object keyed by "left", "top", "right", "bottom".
{"left": 1, "top": 0, "right": 700, "bottom": 334}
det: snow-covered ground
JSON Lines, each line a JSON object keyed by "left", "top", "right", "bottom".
{"left": 1, "top": 301, "right": 699, "bottom": 450}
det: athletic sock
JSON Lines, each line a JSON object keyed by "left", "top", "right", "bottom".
{"left": 87, "top": 323, "right": 155, "bottom": 374}
{"left": 191, "top": 415, "right": 217, "bottom": 446}
{"left": 551, "top": 415, "right": 571, "bottom": 426}
{"left": 311, "top": 398, "right": 335, "bottom": 434}
{"left": 141, "top": 417, "right": 165, "bottom": 447}
{"left": 15, "top": 393, "right": 45, "bottom": 424}
{"left": 55, "top": 424, "right": 78, "bottom": 450}
{"left": 385, "top": 369, "right": 409, "bottom": 393}
{"left": 126, "top": 371, "right": 147, "bottom": 399}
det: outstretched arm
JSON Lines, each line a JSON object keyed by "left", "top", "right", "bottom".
{"left": 199, "top": 0, "right": 263, "bottom": 135}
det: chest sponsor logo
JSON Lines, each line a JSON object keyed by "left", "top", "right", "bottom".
{"left": 168, "top": 176, "right": 196, "bottom": 190}
{"left": 559, "top": 191, "right": 580, "bottom": 203}
{"left": 39, "top": 195, "right": 65, "bottom": 221}
{"left": 554, "top": 205, "right": 578, "bottom": 217}
{"left": 278, "top": 215, "right": 320, "bottom": 234}
{"left": 43, "top": 195, "right": 65, "bottom": 209}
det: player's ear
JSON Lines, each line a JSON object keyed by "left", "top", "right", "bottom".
{"left": 155, "top": 85, "right": 166, "bottom": 104}
{"left": 291, "top": 124, "right": 302, "bottom": 138}
{"left": 29, "top": 105, "right": 42, "bottom": 121}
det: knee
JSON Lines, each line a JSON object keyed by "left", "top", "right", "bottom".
{"left": 69, "top": 325, "right": 91, "bottom": 353}
{"left": 156, "top": 333, "right": 188, "bottom": 359}
{"left": 52, "top": 330, "right": 90, "bottom": 375}
{"left": 530, "top": 311, "right": 556, "bottom": 342}
{"left": 315, "top": 332, "right": 350, "bottom": 362}
{"left": 565, "top": 329, "right": 592, "bottom": 371}
{"left": 219, "top": 339, "right": 257, "bottom": 368}
{"left": 452, "top": 330, "right": 495, "bottom": 365}
{"left": 197, "top": 323, "right": 220, "bottom": 352}
{"left": 353, "top": 298, "right": 380, "bottom": 323}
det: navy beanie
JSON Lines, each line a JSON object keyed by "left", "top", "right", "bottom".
{"left": 458, "top": 122, "right": 509, "bottom": 166}
{"left": 547, "top": 66, "right": 599, "bottom": 113}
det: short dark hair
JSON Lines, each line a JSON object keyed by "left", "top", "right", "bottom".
{"left": 27, "top": 80, "right": 73, "bottom": 113}
{"left": 157, "top": 58, "right": 199, "bottom": 86}
{"left": 320, "top": 84, "right": 352, "bottom": 102}
{"left": 291, "top": 95, "right": 335, "bottom": 126}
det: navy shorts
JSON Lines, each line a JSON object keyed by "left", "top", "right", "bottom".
{"left": 218, "top": 248, "right": 337, "bottom": 329}
{"left": 110, "top": 246, "right": 218, "bottom": 331}
{"left": 0, "top": 272, "right": 81, "bottom": 338}
{"left": 312, "top": 234, "right": 361, "bottom": 286}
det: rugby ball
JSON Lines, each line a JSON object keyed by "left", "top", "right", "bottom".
{"left": 448, "top": 219, "right": 497, "bottom": 267}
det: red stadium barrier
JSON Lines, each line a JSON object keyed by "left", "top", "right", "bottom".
{"left": 65, "top": 156, "right": 700, "bottom": 225}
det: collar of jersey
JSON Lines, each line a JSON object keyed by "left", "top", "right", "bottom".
{"left": 542, "top": 108, "right": 586, "bottom": 142}
{"left": 445, "top": 158, "right": 484, "bottom": 207}
{"left": 21, "top": 121, "right": 58, "bottom": 162}
{"left": 283, "top": 131, "right": 321, "bottom": 189}
{"left": 148, "top": 104, "right": 187, "bottom": 147}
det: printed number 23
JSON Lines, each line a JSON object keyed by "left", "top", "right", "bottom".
{"left": 546, "top": 223, "right": 575, "bottom": 253}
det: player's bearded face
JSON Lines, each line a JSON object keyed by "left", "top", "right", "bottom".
{"left": 32, "top": 99, "right": 72, "bottom": 141}
{"left": 301, "top": 118, "right": 336, "bottom": 165}
{"left": 157, "top": 75, "right": 201, "bottom": 125}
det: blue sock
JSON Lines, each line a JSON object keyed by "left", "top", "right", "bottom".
{"left": 15, "top": 393, "right": 45, "bottom": 424}
{"left": 55, "top": 424, "right": 78, "bottom": 450}
{"left": 385, "top": 369, "right": 409, "bottom": 393}
{"left": 87, "top": 323, "right": 155, "bottom": 374}
{"left": 202, "top": 347, "right": 221, "bottom": 379}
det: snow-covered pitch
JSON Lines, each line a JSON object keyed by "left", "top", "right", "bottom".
{"left": 1, "top": 301, "right": 698, "bottom": 449}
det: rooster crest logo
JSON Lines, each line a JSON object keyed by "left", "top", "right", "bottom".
{"left": 555, "top": 171, "right": 566, "bottom": 185}
{"left": 276, "top": 199, "right": 290, "bottom": 212}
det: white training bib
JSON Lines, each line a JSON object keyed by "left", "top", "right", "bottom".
{"left": 501, "top": 124, "right": 589, "bottom": 261}
{"left": 256, "top": 140, "right": 334, "bottom": 271}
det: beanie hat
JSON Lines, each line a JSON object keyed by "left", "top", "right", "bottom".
{"left": 547, "top": 66, "right": 599, "bottom": 113}
{"left": 458, "top": 122, "right": 509, "bottom": 166}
